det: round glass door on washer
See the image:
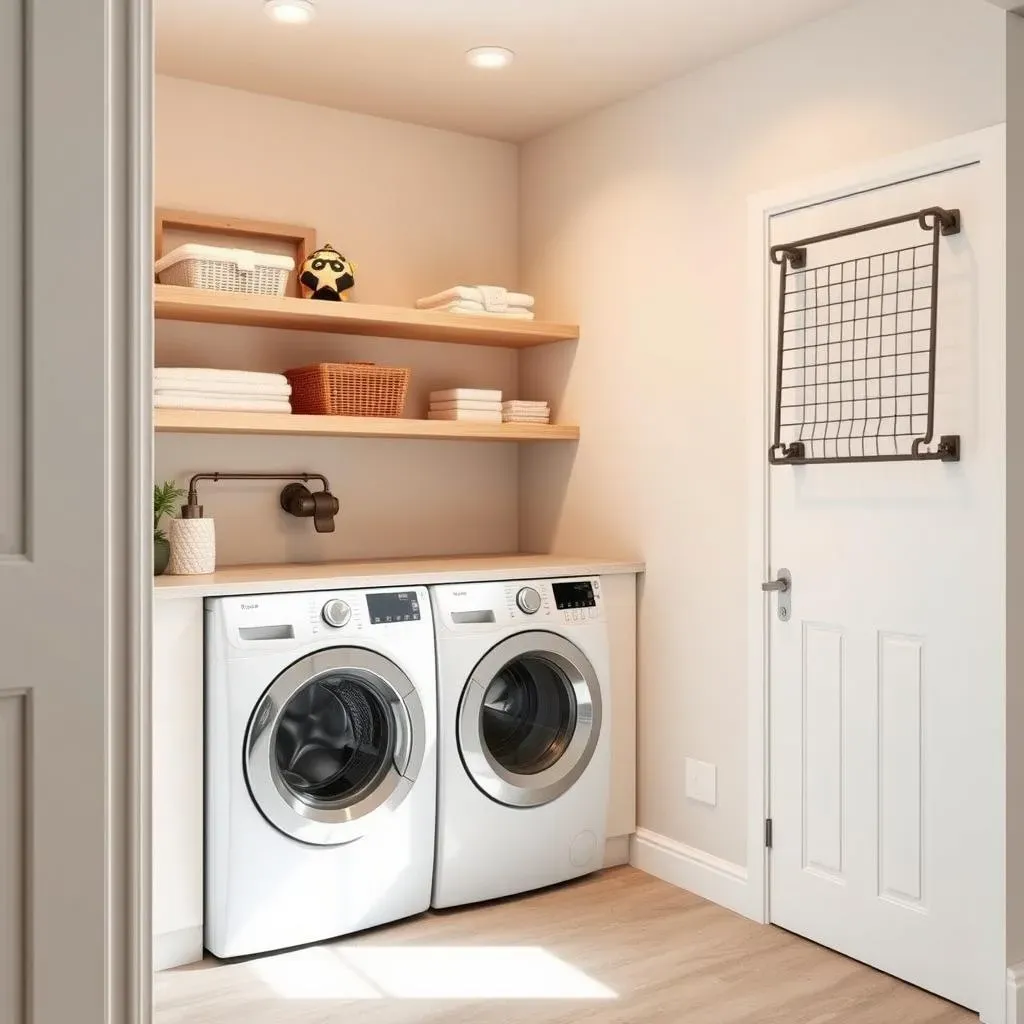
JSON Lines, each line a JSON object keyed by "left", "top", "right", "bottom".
{"left": 432, "top": 578, "right": 612, "bottom": 909}
{"left": 247, "top": 647, "right": 426, "bottom": 846}
{"left": 204, "top": 588, "right": 437, "bottom": 959}
{"left": 459, "top": 632, "right": 602, "bottom": 809}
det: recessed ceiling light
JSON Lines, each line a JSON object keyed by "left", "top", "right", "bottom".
{"left": 265, "top": 0, "right": 315, "bottom": 24}
{"left": 466, "top": 46, "right": 515, "bottom": 70}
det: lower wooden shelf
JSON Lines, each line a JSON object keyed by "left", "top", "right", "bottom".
{"left": 154, "top": 409, "right": 580, "bottom": 442}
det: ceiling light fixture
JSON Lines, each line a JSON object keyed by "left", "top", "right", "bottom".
{"left": 265, "top": 0, "right": 315, "bottom": 25}
{"left": 466, "top": 46, "right": 515, "bottom": 70}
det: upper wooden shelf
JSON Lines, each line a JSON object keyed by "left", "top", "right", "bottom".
{"left": 154, "top": 285, "right": 579, "bottom": 349}
{"left": 154, "top": 409, "right": 580, "bottom": 442}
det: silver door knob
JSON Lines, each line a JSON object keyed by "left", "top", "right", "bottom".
{"left": 762, "top": 568, "right": 792, "bottom": 622}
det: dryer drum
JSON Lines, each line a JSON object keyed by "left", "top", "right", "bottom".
{"left": 481, "top": 656, "right": 577, "bottom": 776}
{"left": 274, "top": 674, "right": 395, "bottom": 809}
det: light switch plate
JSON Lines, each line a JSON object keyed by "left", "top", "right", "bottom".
{"left": 685, "top": 757, "right": 717, "bottom": 807}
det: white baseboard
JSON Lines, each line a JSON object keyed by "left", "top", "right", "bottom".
{"left": 603, "top": 834, "right": 631, "bottom": 867}
{"left": 630, "top": 828, "right": 756, "bottom": 919}
{"left": 1006, "top": 963, "right": 1024, "bottom": 1024}
{"left": 154, "top": 926, "right": 204, "bottom": 972}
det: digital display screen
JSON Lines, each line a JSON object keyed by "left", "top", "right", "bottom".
{"left": 552, "top": 581, "right": 596, "bottom": 610}
{"left": 366, "top": 591, "right": 421, "bottom": 625}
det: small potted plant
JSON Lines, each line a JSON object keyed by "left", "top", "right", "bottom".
{"left": 154, "top": 481, "right": 184, "bottom": 576}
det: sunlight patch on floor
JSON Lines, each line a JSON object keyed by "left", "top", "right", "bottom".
{"left": 249, "top": 944, "right": 618, "bottom": 1001}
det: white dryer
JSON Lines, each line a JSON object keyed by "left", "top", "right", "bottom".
{"left": 205, "top": 586, "right": 436, "bottom": 958}
{"left": 431, "top": 577, "right": 611, "bottom": 908}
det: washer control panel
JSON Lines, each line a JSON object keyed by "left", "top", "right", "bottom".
{"left": 215, "top": 585, "right": 432, "bottom": 648}
{"left": 433, "top": 577, "right": 604, "bottom": 630}
{"left": 551, "top": 579, "right": 597, "bottom": 611}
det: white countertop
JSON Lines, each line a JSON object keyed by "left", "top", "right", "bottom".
{"left": 153, "top": 553, "right": 645, "bottom": 599}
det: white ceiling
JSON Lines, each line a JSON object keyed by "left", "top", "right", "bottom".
{"left": 155, "top": 0, "right": 856, "bottom": 142}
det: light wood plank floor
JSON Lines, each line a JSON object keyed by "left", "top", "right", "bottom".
{"left": 155, "top": 867, "right": 975, "bottom": 1024}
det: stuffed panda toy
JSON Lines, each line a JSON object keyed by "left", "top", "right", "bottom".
{"left": 300, "top": 243, "right": 356, "bottom": 301}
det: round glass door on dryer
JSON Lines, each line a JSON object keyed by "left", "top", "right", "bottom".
{"left": 245, "top": 647, "right": 426, "bottom": 846}
{"left": 458, "top": 631, "right": 603, "bottom": 808}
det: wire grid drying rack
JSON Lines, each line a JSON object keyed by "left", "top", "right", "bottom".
{"left": 767, "top": 207, "right": 961, "bottom": 465}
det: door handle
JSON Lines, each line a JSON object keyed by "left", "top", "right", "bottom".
{"left": 762, "top": 568, "right": 792, "bottom": 621}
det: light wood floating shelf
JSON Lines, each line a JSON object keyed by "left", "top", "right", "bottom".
{"left": 154, "top": 285, "right": 579, "bottom": 349}
{"left": 154, "top": 409, "right": 580, "bottom": 442}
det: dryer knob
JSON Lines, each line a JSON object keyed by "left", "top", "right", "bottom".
{"left": 516, "top": 587, "right": 542, "bottom": 615}
{"left": 322, "top": 599, "right": 352, "bottom": 628}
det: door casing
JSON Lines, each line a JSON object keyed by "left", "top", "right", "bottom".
{"left": 745, "top": 124, "right": 1007, "bottom": 1023}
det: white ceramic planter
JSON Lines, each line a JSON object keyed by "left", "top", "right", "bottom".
{"left": 167, "top": 518, "right": 216, "bottom": 575}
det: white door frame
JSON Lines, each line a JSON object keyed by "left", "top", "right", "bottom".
{"left": 745, "top": 124, "right": 1006, "bottom": 1019}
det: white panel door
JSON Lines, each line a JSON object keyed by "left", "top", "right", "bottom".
{"left": 1, "top": 1, "right": 147, "bottom": 1022}
{"left": 767, "top": 161, "right": 1001, "bottom": 1014}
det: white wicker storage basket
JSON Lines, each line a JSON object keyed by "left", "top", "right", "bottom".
{"left": 155, "top": 243, "right": 294, "bottom": 297}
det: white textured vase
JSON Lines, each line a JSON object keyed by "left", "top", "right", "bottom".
{"left": 167, "top": 518, "right": 216, "bottom": 575}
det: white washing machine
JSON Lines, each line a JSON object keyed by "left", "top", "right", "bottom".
{"left": 431, "top": 576, "right": 611, "bottom": 908}
{"left": 205, "top": 586, "right": 436, "bottom": 958}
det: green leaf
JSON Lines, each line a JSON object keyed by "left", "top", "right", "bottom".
{"left": 154, "top": 480, "right": 185, "bottom": 538}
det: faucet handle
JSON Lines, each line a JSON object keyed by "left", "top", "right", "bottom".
{"left": 280, "top": 483, "right": 340, "bottom": 533}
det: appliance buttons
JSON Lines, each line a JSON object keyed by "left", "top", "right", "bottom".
{"left": 321, "top": 599, "right": 352, "bottom": 628}
{"left": 516, "top": 587, "right": 542, "bottom": 615}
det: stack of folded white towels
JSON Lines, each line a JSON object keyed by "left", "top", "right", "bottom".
{"left": 154, "top": 367, "right": 292, "bottom": 414}
{"left": 427, "top": 388, "right": 503, "bottom": 423}
{"left": 502, "top": 400, "right": 550, "bottom": 425}
{"left": 416, "top": 285, "right": 535, "bottom": 321}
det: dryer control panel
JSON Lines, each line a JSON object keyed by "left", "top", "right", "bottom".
{"left": 432, "top": 577, "right": 604, "bottom": 632}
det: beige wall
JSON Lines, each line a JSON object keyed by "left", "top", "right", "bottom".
{"left": 518, "top": 0, "right": 1008, "bottom": 866}
{"left": 155, "top": 75, "right": 521, "bottom": 564}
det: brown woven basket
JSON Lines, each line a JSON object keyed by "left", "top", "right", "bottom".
{"left": 285, "top": 362, "right": 411, "bottom": 417}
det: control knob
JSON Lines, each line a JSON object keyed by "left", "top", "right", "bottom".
{"left": 516, "top": 587, "right": 542, "bottom": 615}
{"left": 322, "top": 599, "right": 352, "bottom": 628}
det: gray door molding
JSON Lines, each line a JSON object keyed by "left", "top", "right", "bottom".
{"left": 458, "top": 631, "right": 603, "bottom": 808}
{"left": 4, "top": 0, "right": 153, "bottom": 1022}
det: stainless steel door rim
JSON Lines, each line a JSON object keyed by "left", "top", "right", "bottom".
{"left": 245, "top": 647, "right": 426, "bottom": 846}
{"left": 458, "top": 631, "right": 602, "bottom": 808}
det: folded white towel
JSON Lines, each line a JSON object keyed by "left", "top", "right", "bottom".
{"left": 430, "top": 388, "right": 503, "bottom": 403}
{"left": 155, "top": 367, "right": 288, "bottom": 387}
{"left": 421, "top": 298, "right": 535, "bottom": 319}
{"left": 428, "top": 410, "right": 502, "bottom": 423}
{"left": 155, "top": 379, "right": 291, "bottom": 398}
{"left": 502, "top": 400, "right": 549, "bottom": 410}
{"left": 476, "top": 285, "right": 508, "bottom": 312}
{"left": 449, "top": 307, "right": 535, "bottom": 321}
{"left": 430, "top": 400, "right": 502, "bottom": 412}
{"left": 154, "top": 393, "right": 292, "bottom": 413}
{"left": 417, "top": 286, "right": 534, "bottom": 311}
{"left": 503, "top": 413, "right": 551, "bottom": 423}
